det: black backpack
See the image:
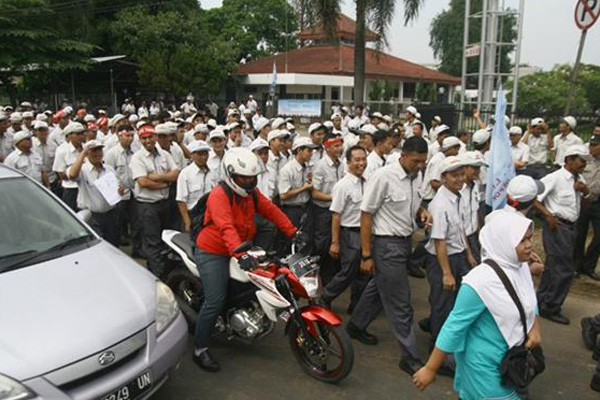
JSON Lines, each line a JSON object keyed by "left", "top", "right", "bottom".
{"left": 189, "top": 182, "right": 259, "bottom": 240}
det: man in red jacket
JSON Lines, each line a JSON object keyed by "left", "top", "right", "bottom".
{"left": 193, "top": 147, "right": 299, "bottom": 372}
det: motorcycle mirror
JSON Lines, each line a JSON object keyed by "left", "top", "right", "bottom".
{"left": 234, "top": 241, "right": 253, "bottom": 254}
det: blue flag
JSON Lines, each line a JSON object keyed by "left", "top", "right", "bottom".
{"left": 485, "top": 84, "right": 515, "bottom": 210}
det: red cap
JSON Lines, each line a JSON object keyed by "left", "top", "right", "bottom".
{"left": 52, "top": 110, "right": 65, "bottom": 124}
{"left": 138, "top": 125, "right": 156, "bottom": 138}
{"left": 97, "top": 116, "right": 108, "bottom": 128}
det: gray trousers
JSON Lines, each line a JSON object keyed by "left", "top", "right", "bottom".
{"left": 90, "top": 208, "right": 119, "bottom": 247}
{"left": 538, "top": 220, "right": 576, "bottom": 313}
{"left": 322, "top": 228, "right": 370, "bottom": 308}
{"left": 137, "top": 199, "right": 170, "bottom": 277}
{"left": 574, "top": 201, "right": 600, "bottom": 275}
{"left": 350, "top": 236, "right": 419, "bottom": 359}
{"left": 467, "top": 233, "right": 481, "bottom": 264}
{"left": 282, "top": 203, "right": 312, "bottom": 254}
{"left": 312, "top": 204, "right": 339, "bottom": 285}
{"left": 425, "top": 251, "right": 469, "bottom": 340}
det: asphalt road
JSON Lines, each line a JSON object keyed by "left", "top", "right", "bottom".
{"left": 151, "top": 274, "right": 600, "bottom": 400}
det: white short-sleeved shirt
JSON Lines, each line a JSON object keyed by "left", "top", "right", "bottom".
{"left": 47, "top": 127, "right": 65, "bottom": 158}
{"left": 425, "top": 185, "right": 468, "bottom": 255}
{"left": 266, "top": 150, "right": 288, "bottom": 197}
{"left": 104, "top": 144, "right": 134, "bottom": 200}
{"left": 460, "top": 182, "right": 480, "bottom": 236}
{"left": 364, "top": 151, "right": 387, "bottom": 181}
{"left": 176, "top": 162, "right": 215, "bottom": 209}
{"left": 427, "top": 141, "right": 441, "bottom": 162}
{"left": 207, "top": 150, "right": 226, "bottom": 183}
{"left": 0, "top": 131, "right": 14, "bottom": 160}
{"left": 158, "top": 142, "right": 187, "bottom": 171}
{"left": 256, "top": 162, "right": 275, "bottom": 200}
{"left": 102, "top": 133, "right": 119, "bottom": 153}
{"left": 511, "top": 142, "right": 530, "bottom": 169}
{"left": 32, "top": 137, "right": 57, "bottom": 182}
{"left": 312, "top": 154, "right": 345, "bottom": 208}
{"left": 69, "top": 162, "right": 119, "bottom": 213}
{"left": 539, "top": 166, "right": 583, "bottom": 223}
{"left": 361, "top": 161, "right": 422, "bottom": 237}
{"left": 526, "top": 133, "right": 549, "bottom": 165}
{"left": 53, "top": 142, "right": 81, "bottom": 188}
{"left": 459, "top": 141, "right": 467, "bottom": 154}
{"left": 330, "top": 173, "right": 364, "bottom": 228}
{"left": 310, "top": 146, "right": 325, "bottom": 167}
{"left": 278, "top": 157, "right": 311, "bottom": 206}
{"left": 553, "top": 132, "right": 583, "bottom": 166}
{"left": 4, "top": 149, "right": 43, "bottom": 183}
{"left": 130, "top": 147, "right": 178, "bottom": 203}
{"left": 421, "top": 151, "right": 446, "bottom": 200}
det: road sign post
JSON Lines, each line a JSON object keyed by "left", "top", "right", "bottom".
{"left": 565, "top": 0, "right": 600, "bottom": 114}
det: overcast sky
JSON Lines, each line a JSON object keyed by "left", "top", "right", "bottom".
{"left": 200, "top": 0, "right": 600, "bottom": 71}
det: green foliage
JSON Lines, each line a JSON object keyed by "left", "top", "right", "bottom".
{"left": 368, "top": 80, "right": 395, "bottom": 101}
{"left": 429, "top": 0, "right": 517, "bottom": 80}
{"left": 512, "top": 64, "right": 595, "bottom": 115}
{"left": 201, "top": 0, "right": 298, "bottom": 62}
{"left": 415, "top": 82, "right": 436, "bottom": 103}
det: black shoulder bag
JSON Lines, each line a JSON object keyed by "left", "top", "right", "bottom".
{"left": 484, "top": 259, "right": 545, "bottom": 390}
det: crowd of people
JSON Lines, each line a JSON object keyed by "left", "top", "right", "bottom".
{"left": 1, "top": 95, "right": 600, "bottom": 398}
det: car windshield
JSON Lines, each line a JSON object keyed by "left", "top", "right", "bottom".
{"left": 0, "top": 177, "right": 93, "bottom": 273}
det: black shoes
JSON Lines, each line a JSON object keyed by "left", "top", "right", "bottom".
{"left": 193, "top": 349, "right": 220, "bottom": 372}
{"left": 586, "top": 272, "right": 600, "bottom": 281}
{"left": 591, "top": 375, "right": 600, "bottom": 392}
{"left": 539, "top": 309, "right": 570, "bottom": 325}
{"left": 346, "top": 322, "right": 379, "bottom": 345}
{"left": 399, "top": 355, "right": 424, "bottom": 376}
{"left": 581, "top": 317, "right": 599, "bottom": 350}
{"left": 418, "top": 317, "right": 432, "bottom": 334}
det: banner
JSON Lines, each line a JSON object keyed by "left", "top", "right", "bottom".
{"left": 277, "top": 99, "right": 322, "bottom": 117}
{"left": 485, "top": 84, "right": 515, "bottom": 209}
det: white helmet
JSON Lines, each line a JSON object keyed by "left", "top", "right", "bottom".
{"left": 562, "top": 116, "right": 577, "bottom": 130}
{"left": 223, "top": 148, "right": 262, "bottom": 197}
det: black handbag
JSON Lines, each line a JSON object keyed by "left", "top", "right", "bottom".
{"left": 484, "top": 259, "right": 546, "bottom": 390}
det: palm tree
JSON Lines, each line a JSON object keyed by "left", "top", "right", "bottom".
{"left": 298, "top": 0, "right": 424, "bottom": 106}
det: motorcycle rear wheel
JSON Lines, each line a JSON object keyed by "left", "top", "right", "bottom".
{"left": 287, "top": 320, "right": 354, "bottom": 383}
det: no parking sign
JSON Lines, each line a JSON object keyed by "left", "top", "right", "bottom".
{"left": 575, "top": 0, "right": 600, "bottom": 30}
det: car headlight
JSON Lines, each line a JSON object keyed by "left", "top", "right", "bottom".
{"left": 156, "top": 281, "right": 179, "bottom": 335}
{"left": 0, "top": 374, "right": 34, "bottom": 400}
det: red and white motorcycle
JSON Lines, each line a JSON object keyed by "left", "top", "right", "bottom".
{"left": 161, "top": 230, "right": 354, "bottom": 383}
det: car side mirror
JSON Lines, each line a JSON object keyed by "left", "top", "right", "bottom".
{"left": 76, "top": 209, "right": 92, "bottom": 223}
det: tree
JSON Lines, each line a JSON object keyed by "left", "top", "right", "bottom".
{"left": 301, "top": 0, "right": 424, "bottom": 106}
{"left": 0, "top": 0, "right": 94, "bottom": 103}
{"left": 109, "top": 7, "right": 238, "bottom": 98}
{"left": 513, "top": 64, "right": 592, "bottom": 116}
{"left": 429, "top": 0, "right": 517, "bottom": 82}
{"left": 200, "top": 0, "right": 298, "bottom": 63}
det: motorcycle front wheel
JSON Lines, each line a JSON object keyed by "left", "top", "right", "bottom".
{"left": 165, "top": 268, "right": 203, "bottom": 331}
{"left": 287, "top": 320, "right": 354, "bottom": 383}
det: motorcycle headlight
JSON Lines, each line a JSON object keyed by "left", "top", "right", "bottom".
{"left": 299, "top": 273, "right": 320, "bottom": 298}
{"left": 156, "top": 281, "right": 179, "bottom": 335}
{"left": 0, "top": 374, "right": 34, "bottom": 400}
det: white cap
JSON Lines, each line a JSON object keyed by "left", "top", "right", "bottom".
{"left": 292, "top": 136, "right": 319, "bottom": 151}
{"left": 437, "top": 124, "right": 451, "bottom": 135}
{"left": 0, "top": 113, "right": 7, "bottom": 122}
{"left": 22, "top": 111, "right": 33, "bottom": 119}
{"left": 563, "top": 116, "right": 577, "bottom": 130}
{"left": 250, "top": 138, "right": 269, "bottom": 152}
{"left": 63, "top": 106, "right": 73, "bottom": 115}
{"left": 472, "top": 129, "right": 491, "bottom": 145}
{"left": 383, "top": 115, "right": 392, "bottom": 124}
{"left": 64, "top": 121, "right": 85, "bottom": 135}
{"left": 507, "top": 175, "right": 545, "bottom": 202}
{"left": 377, "top": 122, "right": 389, "bottom": 131}
{"left": 188, "top": 140, "right": 211, "bottom": 153}
{"left": 35, "top": 114, "right": 48, "bottom": 122}
{"left": 108, "top": 113, "right": 125, "bottom": 128}
{"left": 530, "top": 117, "right": 544, "bottom": 127}
{"left": 286, "top": 122, "right": 295, "bottom": 131}
{"left": 207, "top": 118, "right": 217, "bottom": 129}
{"left": 308, "top": 122, "right": 326, "bottom": 135}
{"left": 194, "top": 124, "right": 209, "bottom": 134}
{"left": 439, "top": 156, "right": 464, "bottom": 174}
{"left": 433, "top": 115, "right": 442, "bottom": 123}
{"left": 416, "top": 112, "right": 422, "bottom": 120}
{"left": 254, "top": 117, "right": 270, "bottom": 132}
{"left": 441, "top": 136, "right": 461, "bottom": 150}
{"left": 84, "top": 140, "right": 104, "bottom": 151}
{"left": 331, "top": 113, "right": 342, "bottom": 121}
{"left": 323, "top": 121, "right": 334, "bottom": 129}
{"left": 371, "top": 111, "right": 383, "bottom": 119}
{"left": 564, "top": 144, "right": 591, "bottom": 161}
{"left": 226, "top": 122, "right": 242, "bottom": 131}
{"left": 509, "top": 126, "right": 523, "bottom": 135}
{"left": 155, "top": 123, "right": 170, "bottom": 135}
{"left": 209, "top": 129, "right": 226, "bottom": 141}
{"left": 13, "top": 131, "right": 32, "bottom": 144}
{"left": 459, "top": 151, "right": 487, "bottom": 167}
{"left": 406, "top": 106, "right": 417, "bottom": 115}
{"left": 136, "top": 120, "right": 148, "bottom": 130}
{"left": 227, "top": 108, "right": 240, "bottom": 117}
{"left": 243, "top": 108, "right": 252, "bottom": 115}
{"left": 20, "top": 101, "right": 32, "bottom": 108}
{"left": 359, "top": 124, "right": 378, "bottom": 135}
{"left": 33, "top": 121, "right": 48, "bottom": 130}
{"left": 9, "top": 112, "right": 22, "bottom": 123}
{"left": 267, "top": 129, "right": 290, "bottom": 142}
{"left": 83, "top": 114, "right": 96, "bottom": 123}
{"left": 129, "top": 114, "right": 139, "bottom": 124}
{"left": 271, "top": 117, "right": 286, "bottom": 130}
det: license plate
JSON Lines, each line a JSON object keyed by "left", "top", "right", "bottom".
{"left": 100, "top": 371, "right": 152, "bottom": 400}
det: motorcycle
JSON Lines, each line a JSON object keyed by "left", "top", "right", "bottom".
{"left": 161, "top": 230, "right": 355, "bottom": 383}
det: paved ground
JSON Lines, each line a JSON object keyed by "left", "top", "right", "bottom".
{"left": 151, "top": 273, "right": 600, "bottom": 400}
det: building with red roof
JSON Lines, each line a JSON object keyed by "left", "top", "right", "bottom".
{"left": 235, "top": 14, "right": 459, "bottom": 117}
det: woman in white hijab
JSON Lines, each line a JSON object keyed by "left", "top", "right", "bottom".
{"left": 413, "top": 211, "right": 542, "bottom": 400}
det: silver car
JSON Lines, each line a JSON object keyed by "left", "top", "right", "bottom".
{"left": 0, "top": 165, "right": 187, "bottom": 400}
